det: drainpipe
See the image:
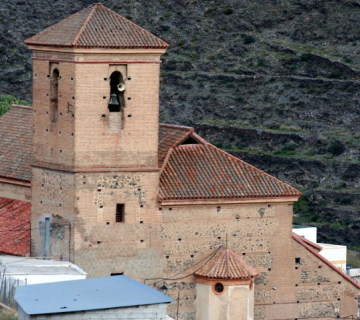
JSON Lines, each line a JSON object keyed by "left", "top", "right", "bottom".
{"left": 44, "top": 217, "right": 50, "bottom": 258}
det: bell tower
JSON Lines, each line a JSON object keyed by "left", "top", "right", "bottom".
{"left": 25, "top": 4, "right": 168, "bottom": 261}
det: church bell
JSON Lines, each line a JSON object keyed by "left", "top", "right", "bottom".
{"left": 108, "top": 93, "right": 120, "bottom": 112}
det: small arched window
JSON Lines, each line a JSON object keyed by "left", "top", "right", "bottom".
{"left": 50, "top": 69, "right": 59, "bottom": 123}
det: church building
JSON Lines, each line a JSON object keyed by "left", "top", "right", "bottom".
{"left": 0, "top": 4, "right": 359, "bottom": 320}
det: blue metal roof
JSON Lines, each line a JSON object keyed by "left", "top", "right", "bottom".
{"left": 15, "top": 276, "right": 173, "bottom": 315}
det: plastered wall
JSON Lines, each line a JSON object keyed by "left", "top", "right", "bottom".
{"left": 0, "top": 181, "right": 31, "bottom": 201}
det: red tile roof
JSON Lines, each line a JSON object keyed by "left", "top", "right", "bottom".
{"left": 0, "top": 197, "right": 31, "bottom": 256}
{"left": 25, "top": 4, "right": 169, "bottom": 49}
{"left": 0, "top": 105, "right": 33, "bottom": 181}
{"left": 292, "top": 233, "right": 360, "bottom": 290}
{"left": 159, "top": 144, "right": 301, "bottom": 200}
{"left": 195, "top": 246, "right": 259, "bottom": 280}
{"left": 158, "top": 124, "right": 194, "bottom": 167}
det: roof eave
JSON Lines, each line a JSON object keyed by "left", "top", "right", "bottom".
{"left": 159, "top": 195, "right": 301, "bottom": 206}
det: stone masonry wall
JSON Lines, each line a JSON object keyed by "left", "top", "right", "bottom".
{"left": 31, "top": 167, "right": 75, "bottom": 260}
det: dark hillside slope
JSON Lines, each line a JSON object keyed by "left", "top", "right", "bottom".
{"left": 0, "top": 0, "right": 360, "bottom": 246}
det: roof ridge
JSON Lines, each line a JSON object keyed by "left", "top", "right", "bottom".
{"left": 208, "top": 144, "right": 301, "bottom": 196}
{"left": 24, "top": 5, "right": 92, "bottom": 45}
{"left": 159, "top": 147, "right": 174, "bottom": 175}
{"left": 72, "top": 4, "right": 97, "bottom": 47}
{"left": 99, "top": 4, "right": 169, "bottom": 48}
{"left": 11, "top": 104, "right": 32, "bottom": 110}
{"left": 159, "top": 123, "right": 193, "bottom": 130}
{"left": 292, "top": 233, "right": 360, "bottom": 289}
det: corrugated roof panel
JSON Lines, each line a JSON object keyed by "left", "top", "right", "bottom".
{"left": 15, "top": 276, "right": 173, "bottom": 315}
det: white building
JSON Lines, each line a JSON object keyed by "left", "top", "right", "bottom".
{"left": 292, "top": 225, "right": 347, "bottom": 272}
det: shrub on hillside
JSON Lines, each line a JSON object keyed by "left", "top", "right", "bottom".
{"left": 0, "top": 94, "right": 30, "bottom": 116}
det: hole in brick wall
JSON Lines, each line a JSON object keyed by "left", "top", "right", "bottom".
{"left": 72, "top": 97, "right": 75, "bottom": 100}
{"left": 178, "top": 238, "right": 182, "bottom": 241}
{"left": 47, "top": 94, "right": 49, "bottom": 96}
{"left": 138, "top": 188, "right": 141, "bottom": 191}
{"left": 295, "top": 267, "right": 298, "bottom": 270}
{"left": 127, "top": 77, "right": 131, "bottom": 80}
{"left": 46, "top": 111, "right": 49, "bottom": 114}
{"left": 97, "top": 241, "right": 101, "bottom": 244}
{"left": 169, "top": 208, "right": 172, "bottom": 210}
{"left": 106, "top": 222, "right": 109, "bottom": 225}
{"left": 59, "top": 131, "right": 61, "bottom": 134}
{"left": 140, "top": 205, "right": 143, "bottom": 208}
{"left": 338, "top": 298, "right": 340, "bottom": 301}
{"left": 60, "top": 150, "right": 62, "bottom": 153}
{"left": 195, "top": 232, "right": 198, "bottom": 235}
{"left": 297, "top": 301, "right": 299, "bottom": 304}
{"left": 268, "top": 268, "right": 271, "bottom": 271}
{"left": 83, "top": 182, "right": 86, "bottom": 184}
{"left": 268, "top": 252, "right": 271, "bottom": 254}
{"left": 59, "top": 204, "right": 61, "bottom": 207}
{"left": 317, "top": 283, "right": 320, "bottom": 285}
{"left": 128, "top": 114, "right": 132, "bottom": 117}
{"left": 41, "top": 184, "right": 44, "bottom": 187}
{"left": 100, "top": 206, "right": 103, "bottom": 208}
{"left": 46, "top": 129, "right": 48, "bottom": 132}
{"left": 60, "top": 112, "right": 62, "bottom": 116}
{"left": 59, "top": 95, "right": 62, "bottom": 98}
{"left": 127, "top": 97, "right": 131, "bottom": 100}
{"left": 72, "top": 114, "right": 74, "bottom": 117}
{"left": 102, "top": 114, "right": 106, "bottom": 117}
{"left": 295, "top": 284, "right": 298, "bottom": 287}
{"left": 337, "top": 316, "right": 340, "bottom": 319}
{"left": 295, "top": 258, "right": 301, "bottom": 264}
{"left": 40, "top": 201, "right": 42, "bottom": 204}
{"left": 247, "top": 217, "right": 249, "bottom": 219}
{"left": 71, "top": 133, "right": 74, "bottom": 136}
{"left": 338, "top": 281, "right": 341, "bottom": 284}
{"left": 103, "top": 96, "right": 106, "bottom": 99}
{"left": 104, "top": 78, "right": 107, "bottom": 81}
{"left": 166, "top": 256, "right": 169, "bottom": 259}
{"left": 97, "top": 189, "right": 101, "bottom": 192}
{"left": 318, "top": 266, "right": 322, "bottom": 268}
{"left": 140, "top": 221, "right": 143, "bottom": 224}
{"left": 243, "top": 253, "right": 246, "bottom": 256}
{"left": 232, "top": 234, "right": 236, "bottom": 237}
{"left": 60, "top": 187, "right": 62, "bottom": 190}
{"left": 71, "top": 78, "right": 74, "bottom": 80}
{"left": 190, "top": 255, "right": 194, "bottom": 258}
{"left": 140, "top": 240, "right": 144, "bottom": 243}
{"left": 268, "top": 205, "right": 271, "bottom": 207}
{"left": 217, "top": 237, "right": 221, "bottom": 239}
{"left": 159, "top": 208, "right": 162, "bottom": 211}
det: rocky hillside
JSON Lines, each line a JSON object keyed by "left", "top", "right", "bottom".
{"left": 1, "top": 0, "right": 360, "bottom": 247}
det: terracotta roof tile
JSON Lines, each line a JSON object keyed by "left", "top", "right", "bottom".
{"left": 292, "top": 233, "right": 360, "bottom": 289}
{"left": 159, "top": 143, "right": 301, "bottom": 200}
{"left": 0, "top": 197, "right": 31, "bottom": 256}
{"left": 25, "top": 4, "right": 169, "bottom": 49}
{"left": 195, "top": 246, "right": 259, "bottom": 280}
{"left": 158, "top": 124, "right": 194, "bottom": 167}
{"left": 0, "top": 105, "right": 33, "bottom": 181}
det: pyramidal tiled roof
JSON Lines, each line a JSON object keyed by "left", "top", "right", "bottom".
{"left": 195, "top": 246, "right": 259, "bottom": 280}
{"left": 24, "top": 4, "right": 169, "bottom": 49}
{"left": 159, "top": 143, "right": 301, "bottom": 200}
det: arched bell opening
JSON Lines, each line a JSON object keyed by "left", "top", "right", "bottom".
{"left": 109, "top": 71, "right": 125, "bottom": 112}
{"left": 50, "top": 69, "right": 59, "bottom": 123}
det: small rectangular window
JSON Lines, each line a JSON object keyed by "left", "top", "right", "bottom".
{"left": 111, "top": 273, "right": 123, "bottom": 276}
{"left": 295, "top": 257, "right": 301, "bottom": 264}
{"left": 116, "top": 204, "right": 124, "bottom": 223}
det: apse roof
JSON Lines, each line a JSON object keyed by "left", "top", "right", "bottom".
{"left": 24, "top": 4, "right": 169, "bottom": 49}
